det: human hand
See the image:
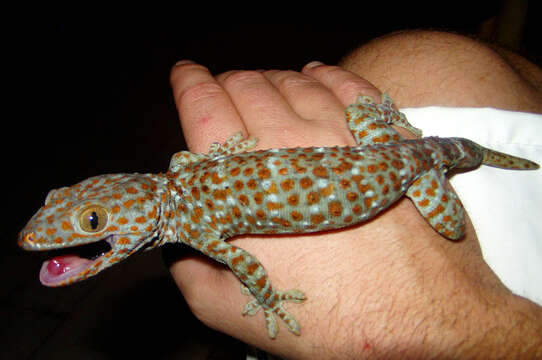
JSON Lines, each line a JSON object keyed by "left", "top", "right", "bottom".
{"left": 167, "top": 61, "right": 542, "bottom": 359}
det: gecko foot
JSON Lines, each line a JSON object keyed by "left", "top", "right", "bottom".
{"left": 208, "top": 131, "right": 258, "bottom": 157}
{"left": 241, "top": 285, "right": 307, "bottom": 338}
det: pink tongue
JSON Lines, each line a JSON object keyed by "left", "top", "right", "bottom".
{"left": 47, "top": 255, "right": 77, "bottom": 275}
{"left": 40, "top": 255, "right": 93, "bottom": 286}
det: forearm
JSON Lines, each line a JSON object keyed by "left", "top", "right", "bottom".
{"left": 462, "top": 295, "right": 542, "bottom": 359}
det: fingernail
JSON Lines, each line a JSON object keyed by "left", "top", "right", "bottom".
{"left": 174, "top": 59, "right": 196, "bottom": 66}
{"left": 304, "top": 61, "right": 325, "bottom": 69}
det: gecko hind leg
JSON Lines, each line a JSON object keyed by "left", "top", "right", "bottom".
{"left": 241, "top": 285, "right": 306, "bottom": 338}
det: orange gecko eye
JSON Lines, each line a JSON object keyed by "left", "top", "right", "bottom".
{"left": 78, "top": 205, "right": 109, "bottom": 233}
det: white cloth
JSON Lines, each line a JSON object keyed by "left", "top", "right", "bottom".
{"left": 401, "top": 106, "right": 542, "bottom": 306}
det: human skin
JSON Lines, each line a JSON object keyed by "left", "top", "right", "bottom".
{"left": 167, "top": 31, "right": 542, "bottom": 359}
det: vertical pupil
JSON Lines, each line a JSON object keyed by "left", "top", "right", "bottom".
{"left": 89, "top": 211, "right": 99, "bottom": 230}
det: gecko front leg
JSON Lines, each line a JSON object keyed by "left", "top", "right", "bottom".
{"left": 199, "top": 236, "right": 306, "bottom": 338}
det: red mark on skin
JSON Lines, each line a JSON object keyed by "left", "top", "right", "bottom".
{"left": 198, "top": 116, "right": 213, "bottom": 126}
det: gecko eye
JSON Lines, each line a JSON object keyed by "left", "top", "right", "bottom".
{"left": 78, "top": 205, "right": 109, "bottom": 233}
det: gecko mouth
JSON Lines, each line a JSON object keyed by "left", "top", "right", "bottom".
{"left": 39, "top": 237, "right": 113, "bottom": 286}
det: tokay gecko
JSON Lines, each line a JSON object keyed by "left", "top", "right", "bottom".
{"left": 19, "top": 94, "right": 539, "bottom": 338}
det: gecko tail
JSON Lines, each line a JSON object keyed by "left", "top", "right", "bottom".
{"left": 482, "top": 147, "right": 539, "bottom": 170}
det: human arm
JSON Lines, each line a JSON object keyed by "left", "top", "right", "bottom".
{"left": 166, "top": 60, "right": 542, "bottom": 359}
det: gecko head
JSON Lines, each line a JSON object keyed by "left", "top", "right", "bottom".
{"left": 18, "top": 173, "right": 168, "bottom": 287}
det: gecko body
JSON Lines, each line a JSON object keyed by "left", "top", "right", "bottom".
{"left": 19, "top": 94, "right": 538, "bottom": 338}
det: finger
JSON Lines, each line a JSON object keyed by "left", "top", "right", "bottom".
{"left": 302, "top": 62, "right": 382, "bottom": 106}
{"left": 262, "top": 70, "right": 346, "bottom": 124}
{"left": 170, "top": 61, "right": 245, "bottom": 153}
{"left": 216, "top": 70, "right": 302, "bottom": 149}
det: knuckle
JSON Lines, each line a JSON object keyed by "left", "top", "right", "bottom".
{"left": 177, "top": 81, "right": 224, "bottom": 106}
{"left": 222, "top": 70, "right": 266, "bottom": 88}
{"left": 337, "top": 78, "right": 371, "bottom": 96}
{"left": 275, "top": 71, "right": 319, "bottom": 91}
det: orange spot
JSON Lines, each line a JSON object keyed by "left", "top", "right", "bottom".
{"left": 425, "top": 188, "right": 436, "bottom": 197}
{"left": 117, "top": 217, "right": 129, "bottom": 224}
{"left": 231, "top": 255, "right": 244, "bottom": 266}
{"left": 232, "top": 206, "right": 242, "bottom": 218}
{"left": 312, "top": 166, "right": 328, "bottom": 178}
{"left": 211, "top": 172, "right": 225, "bottom": 184}
{"left": 391, "top": 160, "right": 404, "bottom": 169}
{"left": 320, "top": 183, "right": 334, "bottom": 197}
{"left": 287, "top": 194, "right": 299, "bottom": 206}
{"left": 417, "top": 199, "right": 430, "bottom": 207}
{"left": 242, "top": 168, "right": 254, "bottom": 176}
{"left": 238, "top": 194, "right": 249, "bottom": 206}
{"left": 61, "top": 221, "right": 73, "bottom": 231}
{"left": 382, "top": 185, "right": 390, "bottom": 195}
{"left": 352, "top": 205, "right": 363, "bottom": 215}
{"left": 247, "top": 179, "right": 257, "bottom": 190}
{"left": 265, "top": 182, "right": 278, "bottom": 194}
{"left": 147, "top": 206, "right": 158, "bottom": 219}
{"left": 246, "top": 263, "right": 259, "bottom": 275}
{"left": 258, "top": 168, "right": 271, "bottom": 179}
{"left": 123, "top": 199, "right": 135, "bottom": 208}
{"left": 253, "top": 192, "right": 264, "bottom": 204}
{"left": 256, "top": 209, "right": 266, "bottom": 220}
{"left": 306, "top": 192, "right": 320, "bottom": 205}
{"left": 204, "top": 199, "right": 214, "bottom": 210}
{"left": 328, "top": 201, "right": 343, "bottom": 217}
{"left": 125, "top": 187, "right": 138, "bottom": 194}
{"left": 299, "top": 177, "right": 313, "bottom": 189}
{"left": 310, "top": 214, "right": 325, "bottom": 224}
{"left": 191, "top": 187, "right": 200, "bottom": 200}
{"left": 212, "top": 189, "right": 227, "bottom": 200}
{"left": 359, "top": 183, "right": 373, "bottom": 193}
{"left": 427, "top": 204, "right": 445, "bottom": 218}
{"left": 372, "top": 134, "right": 391, "bottom": 143}
{"left": 46, "top": 228, "right": 57, "bottom": 236}
{"left": 346, "top": 192, "right": 358, "bottom": 202}
{"left": 364, "top": 197, "right": 375, "bottom": 208}
{"left": 234, "top": 180, "right": 244, "bottom": 191}
{"left": 267, "top": 202, "right": 284, "bottom": 211}
{"left": 117, "top": 237, "right": 131, "bottom": 245}
{"left": 290, "top": 211, "right": 303, "bottom": 221}
{"left": 280, "top": 179, "right": 294, "bottom": 191}
{"left": 255, "top": 276, "right": 267, "bottom": 289}
{"left": 138, "top": 216, "right": 147, "bottom": 224}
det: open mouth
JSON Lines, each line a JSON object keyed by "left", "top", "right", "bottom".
{"left": 39, "top": 237, "right": 113, "bottom": 286}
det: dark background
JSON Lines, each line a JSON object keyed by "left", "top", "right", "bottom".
{"left": 4, "top": 5, "right": 541, "bottom": 359}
